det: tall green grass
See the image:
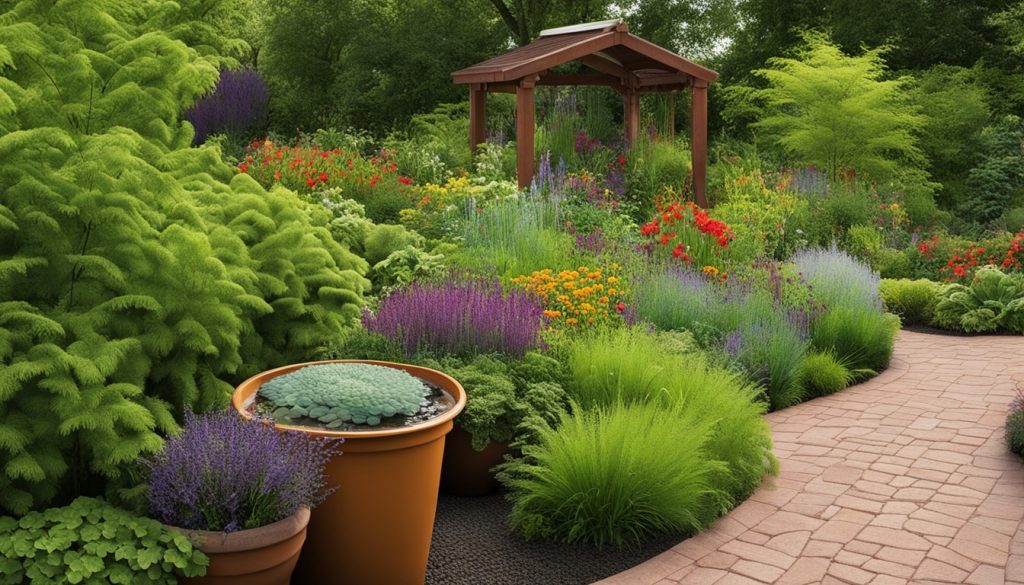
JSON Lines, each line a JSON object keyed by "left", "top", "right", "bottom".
{"left": 456, "top": 197, "right": 572, "bottom": 278}
{"left": 505, "top": 401, "right": 729, "bottom": 547}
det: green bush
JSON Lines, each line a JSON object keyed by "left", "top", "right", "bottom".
{"left": 873, "top": 248, "right": 911, "bottom": 279}
{"left": 503, "top": 401, "right": 729, "bottom": 547}
{"left": 418, "top": 354, "right": 568, "bottom": 451}
{"left": 627, "top": 137, "right": 692, "bottom": 205}
{"left": 0, "top": 0, "right": 368, "bottom": 514}
{"left": 1002, "top": 207, "right": 1024, "bottom": 233}
{"left": 844, "top": 225, "right": 883, "bottom": 260}
{"left": 456, "top": 198, "right": 572, "bottom": 279}
{"left": 1008, "top": 388, "right": 1024, "bottom": 459}
{"left": 811, "top": 307, "right": 899, "bottom": 372}
{"left": 0, "top": 497, "right": 208, "bottom": 584}
{"left": 932, "top": 267, "right": 1024, "bottom": 333}
{"left": 563, "top": 327, "right": 674, "bottom": 409}
{"left": 560, "top": 327, "right": 776, "bottom": 500}
{"left": 727, "top": 318, "right": 809, "bottom": 411}
{"left": 879, "top": 279, "right": 941, "bottom": 326}
{"left": 798, "top": 351, "right": 854, "bottom": 397}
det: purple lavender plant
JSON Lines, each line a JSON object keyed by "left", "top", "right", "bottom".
{"left": 184, "top": 69, "right": 270, "bottom": 145}
{"left": 789, "top": 166, "right": 830, "bottom": 198}
{"left": 362, "top": 279, "right": 544, "bottom": 358}
{"left": 145, "top": 410, "right": 340, "bottom": 532}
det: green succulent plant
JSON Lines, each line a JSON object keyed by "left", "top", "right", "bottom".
{"left": 258, "top": 363, "right": 430, "bottom": 426}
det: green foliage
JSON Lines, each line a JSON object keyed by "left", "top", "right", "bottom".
{"left": 626, "top": 136, "right": 692, "bottom": 204}
{"left": 261, "top": 0, "right": 504, "bottom": 132}
{"left": 503, "top": 401, "right": 729, "bottom": 547}
{"left": 728, "top": 318, "right": 809, "bottom": 411}
{"left": 1008, "top": 388, "right": 1024, "bottom": 458}
{"left": 798, "top": 351, "right": 853, "bottom": 397}
{"left": 961, "top": 116, "right": 1024, "bottom": 224}
{"left": 750, "top": 31, "right": 927, "bottom": 182}
{"left": 0, "top": 0, "right": 368, "bottom": 514}
{"left": 811, "top": 307, "right": 899, "bottom": 372}
{"left": 258, "top": 363, "right": 429, "bottom": 426}
{"left": 933, "top": 267, "right": 1024, "bottom": 333}
{"left": 557, "top": 326, "right": 777, "bottom": 499}
{"left": 911, "top": 65, "right": 991, "bottom": 208}
{"left": 363, "top": 224, "right": 423, "bottom": 265}
{"left": 563, "top": 327, "right": 677, "bottom": 409}
{"left": 1002, "top": 207, "right": 1024, "bottom": 233}
{"left": 879, "top": 279, "right": 941, "bottom": 326}
{"left": 456, "top": 197, "right": 573, "bottom": 279}
{"left": 0, "top": 497, "right": 208, "bottom": 584}
{"left": 421, "top": 354, "right": 568, "bottom": 451}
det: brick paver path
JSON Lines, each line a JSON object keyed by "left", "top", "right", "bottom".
{"left": 597, "top": 330, "right": 1024, "bottom": 585}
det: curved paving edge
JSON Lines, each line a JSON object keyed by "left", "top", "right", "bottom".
{"left": 595, "top": 330, "right": 1024, "bottom": 585}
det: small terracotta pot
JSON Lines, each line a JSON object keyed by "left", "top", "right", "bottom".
{"left": 440, "top": 425, "right": 508, "bottom": 496}
{"left": 233, "top": 360, "right": 466, "bottom": 585}
{"left": 172, "top": 506, "right": 309, "bottom": 585}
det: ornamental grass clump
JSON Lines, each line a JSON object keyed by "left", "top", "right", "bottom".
{"left": 790, "top": 245, "right": 883, "bottom": 312}
{"left": 1007, "top": 386, "right": 1024, "bottom": 459}
{"left": 259, "top": 363, "right": 430, "bottom": 426}
{"left": 145, "top": 410, "right": 339, "bottom": 533}
{"left": 362, "top": 280, "right": 544, "bottom": 358}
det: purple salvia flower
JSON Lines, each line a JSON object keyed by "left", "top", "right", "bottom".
{"left": 184, "top": 69, "right": 269, "bottom": 145}
{"left": 362, "top": 279, "right": 544, "bottom": 358}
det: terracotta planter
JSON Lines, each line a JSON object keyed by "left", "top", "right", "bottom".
{"left": 173, "top": 506, "right": 309, "bottom": 585}
{"left": 232, "top": 360, "right": 466, "bottom": 585}
{"left": 440, "top": 425, "right": 508, "bottom": 496}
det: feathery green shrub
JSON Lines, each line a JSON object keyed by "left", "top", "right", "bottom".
{"left": 503, "top": 401, "right": 730, "bottom": 548}
{"left": 798, "top": 351, "right": 854, "bottom": 397}
{"left": 932, "top": 267, "right": 1024, "bottom": 333}
{"left": 878, "top": 278, "right": 941, "bottom": 326}
{"left": 0, "top": 0, "right": 368, "bottom": 514}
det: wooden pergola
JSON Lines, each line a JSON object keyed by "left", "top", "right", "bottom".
{"left": 451, "top": 19, "right": 718, "bottom": 207}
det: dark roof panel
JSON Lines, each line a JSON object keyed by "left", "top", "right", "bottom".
{"left": 452, "top": 20, "right": 717, "bottom": 86}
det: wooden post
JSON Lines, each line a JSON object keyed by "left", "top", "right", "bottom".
{"left": 691, "top": 81, "right": 708, "bottom": 208}
{"left": 623, "top": 88, "right": 640, "bottom": 147}
{"left": 515, "top": 77, "right": 536, "bottom": 190}
{"left": 469, "top": 84, "right": 487, "bottom": 152}
{"left": 667, "top": 92, "right": 676, "bottom": 141}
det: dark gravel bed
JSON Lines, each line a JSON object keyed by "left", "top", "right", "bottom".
{"left": 426, "top": 493, "right": 683, "bottom": 585}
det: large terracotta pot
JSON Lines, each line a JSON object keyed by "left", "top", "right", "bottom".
{"left": 440, "top": 425, "right": 508, "bottom": 496}
{"left": 232, "top": 360, "right": 466, "bottom": 585}
{"left": 173, "top": 506, "right": 309, "bottom": 585}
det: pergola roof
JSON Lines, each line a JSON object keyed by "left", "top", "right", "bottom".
{"left": 451, "top": 19, "right": 717, "bottom": 92}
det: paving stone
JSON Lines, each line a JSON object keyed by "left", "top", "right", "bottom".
{"left": 590, "top": 331, "right": 1024, "bottom": 585}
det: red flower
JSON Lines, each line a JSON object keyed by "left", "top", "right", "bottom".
{"left": 238, "top": 163, "right": 249, "bottom": 173}
{"left": 318, "top": 172, "right": 329, "bottom": 183}
{"left": 398, "top": 176, "right": 414, "bottom": 186}
{"left": 615, "top": 302, "right": 626, "bottom": 313}
{"left": 305, "top": 178, "right": 316, "bottom": 188}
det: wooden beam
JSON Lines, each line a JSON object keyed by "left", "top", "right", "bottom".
{"left": 638, "top": 73, "right": 692, "bottom": 87}
{"left": 691, "top": 81, "right": 709, "bottom": 208}
{"left": 516, "top": 78, "right": 536, "bottom": 190}
{"left": 578, "top": 54, "right": 632, "bottom": 84}
{"left": 623, "top": 88, "right": 640, "bottom": 147}
{"left": 537, "top": 73, "right": 623, "bottom": 89}
{"left": 469, "top": 85, "right": 487, "bottom": 152}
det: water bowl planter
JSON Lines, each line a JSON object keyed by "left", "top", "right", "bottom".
{"left": 440, "top": 426, "right": 508, "bottom": 496}
{"left": 232, "top": 360, "right": 466, "bottom": 585}
{"left": 172, "top": 507, "right": 310, "bottom": 585}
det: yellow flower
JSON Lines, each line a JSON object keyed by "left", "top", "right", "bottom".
{"left": 607, "top": 276, "right": 619, "bottom": 284}
{"left": 566, "top": 318, "right": 578, "bottom": 325}
{"left": 702, "top": 265, "right": 720, "bottom": 276}
{"left": 543, "top": 310, "right": 562, "bottom": 319}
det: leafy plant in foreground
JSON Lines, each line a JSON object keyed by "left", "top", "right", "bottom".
{"left": 1008, "top": 386, "right": 1024, "bottom": 459}
{"left": 0, "top": 497, "right": 208, "bottom": 584}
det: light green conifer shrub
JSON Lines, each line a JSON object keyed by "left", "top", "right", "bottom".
{"left": 0, "top": 0, "right": 369, "bottom": 514}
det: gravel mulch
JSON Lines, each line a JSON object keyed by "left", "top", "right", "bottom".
{"left": 426, "top": 493, "right": 681, "bottom": 585}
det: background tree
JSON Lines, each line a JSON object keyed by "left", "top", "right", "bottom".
{"left": 747, "top": 32, "right": 927, "bottom": 182}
